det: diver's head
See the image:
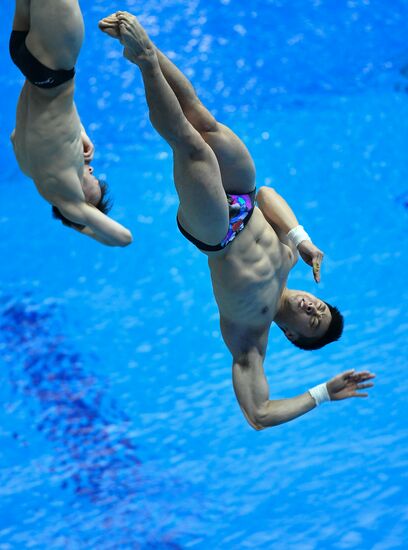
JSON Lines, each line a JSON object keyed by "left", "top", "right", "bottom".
{"left": 52, "top": 165, "right": 112, "bottom": 229}
{"left": 81, "top": 164, "right": 102, "bottom": 204}
{"left": 275, "top": 289, "right": 344, "bottom": 350}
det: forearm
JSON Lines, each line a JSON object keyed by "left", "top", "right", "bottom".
{"left": 255, "top": 392, "right": 316, "bottom": 429}
{"left": 60, "top": 202, "right": 133, "bottom": 247}
{"left": 257, "top": 186, "right": 299, "bottom": 233}
{"left": 77, "top": 226, "right": 130, "bottom": 246}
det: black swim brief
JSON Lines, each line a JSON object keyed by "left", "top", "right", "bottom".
{"left": 177, "top": 188, "right": 256, "bottom": 252}
{"left": 9, "top": 31, "right": 75, "bottom": 89}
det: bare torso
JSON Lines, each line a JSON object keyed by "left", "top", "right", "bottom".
{"left": 11, "top": 80, "right": 85, "bottom": 205}
{"left": 207, "top": 207, "right": 296, "bottom": 353}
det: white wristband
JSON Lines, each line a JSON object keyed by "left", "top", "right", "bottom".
{"left": 308, "top": 383, "right": 330, "bottom": 406}
{"left": 287, "top": 225, "right": 311, "bottom": 248}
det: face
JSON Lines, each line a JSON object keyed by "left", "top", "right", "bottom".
{"left": 82, "top": 165, "right": 102, "bottom": 205}
{"left": 284, "top": 291, "right": 332, "bottom": 341}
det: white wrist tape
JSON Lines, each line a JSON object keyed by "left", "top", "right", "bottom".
{"left": 287, "top": 225, "right": 311, "bottom": 248}
{"left": 308, "top": 383, "right": 330, "bottom": 406}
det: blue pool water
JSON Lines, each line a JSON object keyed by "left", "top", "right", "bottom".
{"left": 1, "top": 1, "right": 407, "bottom": 548}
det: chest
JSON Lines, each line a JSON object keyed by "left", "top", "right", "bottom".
{"left": 209, "top": 223, "right": 292, "bottom": 326}
{"left": 14, "top": 90, "right": 82, "bottom": 181}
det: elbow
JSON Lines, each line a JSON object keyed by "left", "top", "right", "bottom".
{"left": 256, "top": 186, "right": 267, "bottom": 202}
{"left": 117, "top": 230, "right": 133, "bottom": 247}
{"left": 243, "top": 408, "right": 268, "bottom": 431}
{"left": 248, "top": 415, "right": 266, "bottom": 431}
{"left": 256, "top": 186, "right": 275, "bottom": 206}
{"left": 249, "top": 406, "right": 281, "bottom": 431}
{"left": 257, "top": 186, "right": 276, "bottom": 197}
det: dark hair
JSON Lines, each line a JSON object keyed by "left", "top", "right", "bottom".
{"left": 291, "top": 302, "right": 344, "bottom": 351}
{"left": 52, "top": 180, "right": 112, "bottom": 230}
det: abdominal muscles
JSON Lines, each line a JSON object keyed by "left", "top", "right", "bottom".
{"left": 13, "top": 82, "right": 81, "bottom": 183}
{"left": 208, "top": 208, "right": 290, "bottom": 326}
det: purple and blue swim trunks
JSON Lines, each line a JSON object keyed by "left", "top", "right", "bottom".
{"left": 177, "top": 188, "right": 256, "bottom": 252}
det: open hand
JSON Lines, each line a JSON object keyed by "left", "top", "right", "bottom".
{"left": 327, "top": 369, "right": 375, "bottom": 400}
{"left": 297, "top": 240, "right": 324, "bottom": 283}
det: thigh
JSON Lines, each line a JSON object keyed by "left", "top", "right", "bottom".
{"left": 173, "top": 136, "right": 230, "bottom": 247}
{"left": 26, "top": 0, "right": 84, "bottom": 70}
{"left": 202, "top": 123, "right": 256, "bottom": 194}
{"left": 12, "top": 0, "right": 30, "bottom": 31}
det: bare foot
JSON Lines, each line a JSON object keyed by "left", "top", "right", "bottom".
{"left": 115, "top": 11, "right": 154, "bottom": 62}
{"left": 98, "top": 14, "right": 121, "bottom": 40}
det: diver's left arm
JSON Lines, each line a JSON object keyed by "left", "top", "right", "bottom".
{"left": 257, "top": 186, "right": 299, "bottom": 235}
{"left": 257, "top": 186, "right": 324, "bottom": 282}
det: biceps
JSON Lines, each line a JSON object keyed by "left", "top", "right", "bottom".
{"left": 58, "top": 203, "right": 87, "bottom": 226}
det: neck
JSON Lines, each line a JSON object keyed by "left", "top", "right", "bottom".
{"left": 274, "top": 287, "right": 292, "bottom": 329}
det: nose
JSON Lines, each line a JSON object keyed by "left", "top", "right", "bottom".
{"left": 305, "top": 302, "right": 317, "bottom": 315}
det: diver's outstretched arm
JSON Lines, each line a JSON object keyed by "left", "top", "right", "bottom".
{"left": 232, "top": 353, "right": 375, "bottom": 430}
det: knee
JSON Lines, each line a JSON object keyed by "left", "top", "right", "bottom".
{"left": 201, "top": 117, "right": 219, "bottom": 134}
{"left": 181, "top": 134, "right": 208, "bottom": 161}
{"left": 173, "top": 129, "right": 208, "bottom": 161}
{"left": 184, "top": 100, "right": 219, "bottom": 134}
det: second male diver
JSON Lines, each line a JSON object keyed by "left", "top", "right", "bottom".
{"left": 9, "top": 0, "right": 132, "bottom": 246}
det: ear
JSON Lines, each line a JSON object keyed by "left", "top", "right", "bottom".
{"left": 283, "top": 328, "right": 298, "bottom": 342}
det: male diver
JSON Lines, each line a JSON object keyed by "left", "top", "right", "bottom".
{"left": 99, "top": 11, "right": 375, "bottom": 429}
{"left": 9, "top": 0, "right": 132, "bottom": 246}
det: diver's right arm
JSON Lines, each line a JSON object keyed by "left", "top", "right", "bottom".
{"left": 221, "top": 321, "right": 315, "bottom": 429}
{"left": 232, "top": 351, "right": 316, "bottom": 430}
{"left": 59, "top": 202, "right": 133, "bottom": 247}
{"left": 232, "top": 351, "right": 375, "bottom": 430}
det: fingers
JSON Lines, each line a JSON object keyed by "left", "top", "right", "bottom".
{"left": 341, "top": 369, "right": 356, "bottom": 379}
{"left": 312, "top": 261, "right": 320, "bottom": 283}
{"left": 348, "top": 380, "right": 375, "bottom": 398}
{"left": 356, "top": 383, "right": 374, "bottom": 390}
{"left": 312, "top": 252, "right": 324, "bottom": 283}
{"left": 343, "top": 369, "right": 375, "bottom": 381}
{"left": 348, "top": 373, "right": 376, "bottom": 383}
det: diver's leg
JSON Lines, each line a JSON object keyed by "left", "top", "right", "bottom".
{"left": 98, "top": 12, "right": 256, "bottom": 193}
{"left": 109, "top": 12, "right": 229, "bottom": 245}
{"left": 25, "top": 0, "right": 84, "bottom": 70}
{"left": 155, "top": 49, "right": 256, "bottom": 194}
{"left": 12, "top": 0, "right": 30, "bottom": 31}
